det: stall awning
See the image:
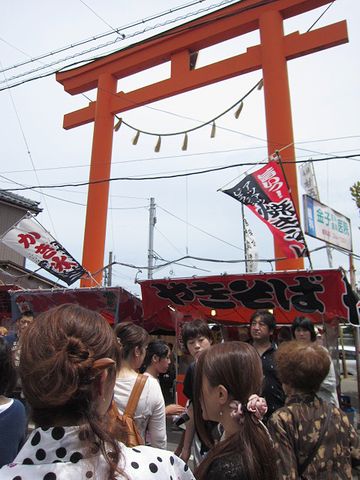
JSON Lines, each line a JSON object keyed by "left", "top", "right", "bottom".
{"left": 10, "top": 286, "right": 143, "bottom": 326}
{"left": 140, "top": 269, "right": 359, "bottom": 331}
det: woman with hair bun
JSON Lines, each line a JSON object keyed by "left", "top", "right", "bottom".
{"left": 193, "top": 341, "right": 276, "bottom": 480}
{"left": 113, "top": 323, "right": 167, "bottom": 448}
{"left": 0, "top": 304, "right": 195, "bottom": 480}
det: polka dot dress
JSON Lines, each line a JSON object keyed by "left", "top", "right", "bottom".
{"left": 121, "top": 445, "right": 194, "bottom": 479}
{"left": 0, "top": 426, "right": 195, "bottom": 480}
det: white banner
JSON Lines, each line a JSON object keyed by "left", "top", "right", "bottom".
{"left": 299, "top": 162, "right": 319, "bottom": 199}
{"left": 244, "top": 217, "right": 258, "bottom": 273}
{"left": 299, "top": 162, "right": 333, "bottom": 267}
{"left": 0, "top": 214, "right": 85, "bottom": 285}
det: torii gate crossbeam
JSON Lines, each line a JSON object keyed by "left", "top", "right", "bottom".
{"left": 56, "top": 0, "right": 348, "bottom": 286}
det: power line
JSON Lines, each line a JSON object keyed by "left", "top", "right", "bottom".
{"left": 157, "top": 205, "right": 244, "bottom": 252}
{"left": 108, "top": 247, "right": 360, "bottom": 272}
{"left": 2, "top": 0, "right": 287, "bottom": 92}
{"left": 78, "top": 0, "right": 118, "bottom": 32}
{"left": 0, "top": 64, "right": 58, "bottom": 238}
{"left": 306, "top": 1, "right": 335, "bottom": 32}
{"left": 153, "top": 251, "right": 211, "bottom": 273}
{"left": 0, "top": 0, "right": 243, "bottom": 90}
{"left": 0, "top": 172, "right": 148, "bottom": 209}
{"left": 1, "top": 154, "right": 359, "bottom": 193}
{"left": 0, "top": 0, "right": 216, "bottom": 74}
{"left": 155, "top": 226, "right": 184, "bottom": 256}
{"left": 1, "top": 137, "right": 359, "bottom": 176}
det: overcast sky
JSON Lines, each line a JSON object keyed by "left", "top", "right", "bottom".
{"left": 0, "top": 0, "right": 359, "bottom": 296}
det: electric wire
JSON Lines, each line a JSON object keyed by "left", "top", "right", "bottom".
{"left": 0, "top": 172, "right": 148, "bottom": 209}
{"left": 1, "top": 137, "right": 359, "bottom": 176}
{"left": 78, "top": 0, "right": 118, "bottom": 32}
{"left": 153, "top": 251, "right": 211, "bottom": 272}
{"left": 4, "top": 0, "right": 302, "bottom": 92}
{"left": 0, "top": 0, "right": 244, "bottom": 90}
{"left": 0, "top": 64, "right": 58, "bottom": 238}
{"left": 306, "top": 1, "right": 335, "bottom": 32}
{"left": 155, "top": 226, "right": 184, "bottom": 256}
{"left": 0, "top": 0, "right": 219, "bottom": 74}
{"left": 157, "top": 205, "right": 245, "bottom": 252}
{"left": 1, "top": 153, "right": 359, "bottom": 193}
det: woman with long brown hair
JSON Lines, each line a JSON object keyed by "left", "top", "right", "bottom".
{"left": 193, "top": 341, "right": 277, "bottom": 480}
{"left": 113, "top": 323, "right": 167, "bottom": 448}
{"left": 0, "top": 304, "right": 195, "bottom": 480}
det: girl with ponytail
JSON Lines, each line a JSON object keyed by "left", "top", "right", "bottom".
{"left": 193, "top": 341, "right": 277, "bottom": 480}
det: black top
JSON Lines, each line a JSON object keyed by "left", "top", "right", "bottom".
{"left": 183, "top": 361, "right": 196, "bottom": 402}
{"left": 259, "top": 342, "right": 285, "bottom": 421}
{"left": 207, "top": 453, "right": 248, "bottom": 480}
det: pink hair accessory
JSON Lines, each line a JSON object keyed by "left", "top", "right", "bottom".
{"left": 246, "top": 394, "right": 268, "bottom": 420}
{"left": 229, "top": 400, "right": 243, "bottom": 421}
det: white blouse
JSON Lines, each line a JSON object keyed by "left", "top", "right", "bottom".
{"left": 0, "top": 426, "right": 194, "bottom": 480}
{"left": 113, "top": 375, "right": 167, "bottom": 449}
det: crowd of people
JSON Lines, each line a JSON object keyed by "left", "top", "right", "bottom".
{"left": 0, "top": 305, "right": 359, "bottom": 479}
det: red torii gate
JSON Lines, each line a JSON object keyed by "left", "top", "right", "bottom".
{"left": 56, "top": 0, "right": 348, "bottom": 286}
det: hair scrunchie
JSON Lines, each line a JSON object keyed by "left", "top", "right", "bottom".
{"left": 229, "top": 395, "right": 268, "bottom": 422}
{"left": 246, "top": 394, "right": 268, "bottom": 420}
{"left": 229, "top": 400, "right": 243, "bottom": 421}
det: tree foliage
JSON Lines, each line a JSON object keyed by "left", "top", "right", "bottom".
{"left": 350, "top": 181, "right": 360, "bottom": 209}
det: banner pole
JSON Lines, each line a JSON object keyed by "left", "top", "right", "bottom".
{"left": 241, "top": 203, "right": 248, "bottom": 273}
{"left": 275, "top": 151, "right": 313, "bottom": 269}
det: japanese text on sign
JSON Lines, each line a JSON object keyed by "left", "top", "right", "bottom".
{"left": 151, "top": 275, "right": 325, "bottom": 313}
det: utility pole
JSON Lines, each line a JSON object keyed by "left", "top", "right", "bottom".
{"left": 108, "top": 251, "right": 113, "bottom": 287}
{"left": 148, "top": 198, "right": 156, "bottom": 279}
{"left": 349, "top": 252, "right": 360, "bottom": 409}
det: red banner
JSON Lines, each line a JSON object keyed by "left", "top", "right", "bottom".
{"left": 10, "top": 287, "right": 143, "bottom": 326}
{"left": 140, "top": 269, "right": 359, "bottom": 331}
{"left": 223, "top": 161, "right": 306, "bottom": 259}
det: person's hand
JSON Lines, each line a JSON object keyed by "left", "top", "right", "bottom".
{"left": 165, "top": 403, "right": 186, "bottom": 416}
{"left": 179, "top": 447, "right": 191, "bottom": 463}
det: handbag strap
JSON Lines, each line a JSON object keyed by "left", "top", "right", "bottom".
{"left": 298, "top": 405, "right": 332, "bottom": 477}
{"left": 124, "top": 374, "right": 148, "bottom": 418}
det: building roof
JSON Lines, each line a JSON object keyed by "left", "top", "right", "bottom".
{"left": 0, "top": 260, "right": 59, "bottom": 288}
{"left": 0, "top": 191, "right": 42, "bottom": 214}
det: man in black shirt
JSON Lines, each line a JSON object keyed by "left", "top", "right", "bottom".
{"left": 250, "top": 309, "right": 285, "bottom": 422}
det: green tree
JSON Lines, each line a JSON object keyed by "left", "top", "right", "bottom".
{"left": 350, "top": 181, "right": 360, "bottom": 210}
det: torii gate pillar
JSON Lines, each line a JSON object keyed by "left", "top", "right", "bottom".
{"left": 82, "top": 73, "right": 117, "bottom": 285}
{"left": 260, "top": 9, "right": 301, "bottom": 264}
{"left": 56, "top": 0, "right": 348, "bottom": 286}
